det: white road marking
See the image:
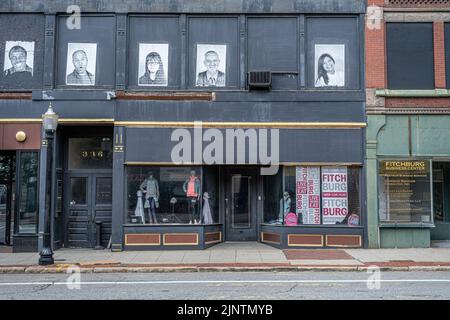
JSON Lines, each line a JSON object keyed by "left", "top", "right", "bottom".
{"left": 0, "top": 279, "right": 449, "bottom": 286}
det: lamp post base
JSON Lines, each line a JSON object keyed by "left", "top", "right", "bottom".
{"left": 39, "top": 247, "right": 54, "bottom": 265}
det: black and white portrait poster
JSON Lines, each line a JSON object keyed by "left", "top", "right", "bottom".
{"left": 66, "top": 43, "right": 97, "bottom": 86}
{"left": 138, "top": 43, "right": 169, "bottom": 86}
{"left": 196, "top": 44, "right": 226, "bottom": 87}
{"left": 3, "top": 41, "right": 35, "bottom": 78}
{"left": 314, "top": 44, "right": 345, "bottom": 87}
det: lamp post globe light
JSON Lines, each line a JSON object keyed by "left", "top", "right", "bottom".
{"left": 39, "top": 102, "right": 58, "bottom": 265}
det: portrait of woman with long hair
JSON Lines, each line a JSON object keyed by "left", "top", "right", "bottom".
{"left": 314, "top": 45, "right": 345, "bottom": 87}
{"left": 139, "top": 51, "right": 167, "bottom": 86}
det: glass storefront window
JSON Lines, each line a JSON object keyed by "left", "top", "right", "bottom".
{"left": 379, "top": 159, "right": 432, "bottom": 223}
{"left": 127, "top": 166, "right": 218, "bottom": 225}
{"left": 265, "top": 166, "right": 361, "bottom": 226}
{"left": 68, "top": 137, "right": 113, "bottom": 170}
{"left": 18, "top": 152, "right": 38, "bottom": 234}
{"left": 263, "top": 170, "right": 283, "bottom": 224}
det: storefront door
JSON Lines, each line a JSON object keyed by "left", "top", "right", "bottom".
{"left": 225, "top": 168, "right": 258, "bottom": 241}
{"left": 64, "top": 173, "right": 112, "bottom": 248}
{"left": 0, "top": 152, "right": 15, "bottom": 246}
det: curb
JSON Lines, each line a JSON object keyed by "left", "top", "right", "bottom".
{"left": 0, "top": 264, "right": 450, "bottom": 273}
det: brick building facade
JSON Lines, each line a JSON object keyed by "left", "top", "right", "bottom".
{"left": 366, "top": 0, "right": 450, "bottom": 247}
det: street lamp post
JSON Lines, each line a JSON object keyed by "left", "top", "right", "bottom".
{"left": 39, "top": 102, "right": 59, "bottom": 266}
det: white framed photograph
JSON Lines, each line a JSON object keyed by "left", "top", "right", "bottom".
{"left": 3, "top": 41, "right": 35, "bottom": 77}
{"left": 314, "top": 44, "right": 345, "bottom": 87}
{"left": 66, "top": 43, "right": 97, "bottom": 86}
{"left": 138, "top": 43, "right": 169, "bottom": 86}
{"left": 195, "top": 44, "right": 226, "bottom": 87}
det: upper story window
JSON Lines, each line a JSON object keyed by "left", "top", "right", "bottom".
{"left": 0, "top": 13, "right": 363, "bottom": 92}
{"left": 387, "top": 23, "right": 435, "bottom": 89}
{"left": 56, "top": 15, "right": 116, "bottom": 89}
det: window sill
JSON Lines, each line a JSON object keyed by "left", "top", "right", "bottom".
{"left": 379, "top": 222, "right": 435, "bottom": 228}
{"left": 375, "top": 89, "right": 450, "bottom": 98}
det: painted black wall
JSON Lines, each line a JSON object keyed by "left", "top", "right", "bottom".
{"left": 0, "top": 14, "right": 45, "bottom": 90}
{"left": 0, "top": 1, "right": 366, "bottom": 14}
{"left": 128, "top": 16, "right": 181, "bottom": 89}
{"left": 125, "top": 127, "right": 364, "bottom": 163}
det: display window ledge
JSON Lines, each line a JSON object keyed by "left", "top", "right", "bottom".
{"left": 123, "top": 224, "right": 223, "bottom": 250}
{"left": 379, "top": 222, "right": 435, "bottom": 229}
{"left": 123, "top": 223, "right": 222, "bottom": 227}
{"left": 375, "top": 89, "right": 450, "bottom": 97}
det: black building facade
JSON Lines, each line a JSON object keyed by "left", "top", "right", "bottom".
{"left": 0, "top": 0, "right": 367, "bottom": 252}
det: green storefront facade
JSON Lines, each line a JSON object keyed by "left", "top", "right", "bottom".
{"left": 367, "top": 113, "right": 450, "bottom": 248}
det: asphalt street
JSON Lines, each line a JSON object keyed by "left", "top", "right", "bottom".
{"left": 0, "top": 271, "right": 449, "bottom": 300}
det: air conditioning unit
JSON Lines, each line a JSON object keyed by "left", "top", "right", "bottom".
{"left": 248, "top": 71, "right": 271, "bottom": 90}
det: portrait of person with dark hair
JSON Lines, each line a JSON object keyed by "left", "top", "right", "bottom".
{"left": 3, "top": 41, "right": 34, "bottom": 82}
{"left": 196, "top": 44, "right": 227, "bottom": 87}
{"left": 314, "top": 44, "right": 345, "bottom": 88}
{"left": 65, "top": 43, "right": 97, "bottom": 86}
{"left": 139, "top": 52, "right": 167, "bottom": 86}
{"left": 67, "top": 50, "right": 94, "bottom": 85}
{"left": 138, "top": 43, "right": 169, "bottom": 87}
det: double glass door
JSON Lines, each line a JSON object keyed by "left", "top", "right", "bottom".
{"left": 225, "top": 168, "right": 258, "bottom": 241}
{"left": 65, "top": 173, "right": 112, "bottom": 248}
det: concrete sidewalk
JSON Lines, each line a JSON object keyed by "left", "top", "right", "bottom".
{"left": 1, "top": 242, "right": 450, "bottom": 273}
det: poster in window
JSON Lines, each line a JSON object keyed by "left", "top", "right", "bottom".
{"left": 314, "top": 44, "right": 345, "bottom": 87}
{"left": 296, "top": 166, "right": 321, "bottom": 225}
{"left": 66, "top": 43, "right": 97, "bottom": 86}
{"left": 3, "top": 41, "right": 34, "bottom": 80}
{"left": 196, "top": 44, "right": 226, "bottom": 87}
{"left": 138, "top": 43, "right": 169, "bottom": 86}
{"left": 321, "top": 167, "right": 348, "bottom": 224}
{"left": 379, "top": 160, "right": 432, "bottom": 223}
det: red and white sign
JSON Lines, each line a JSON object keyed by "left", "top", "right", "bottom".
{"left": 321, "top": 167, "right": 348, "bottom": 224}
{"left": 296, "top": 167, "right": 321, "bottom": 225}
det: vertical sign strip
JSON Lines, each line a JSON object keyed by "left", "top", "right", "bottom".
{"left": 296, "top": 166, "right": 321, "bottom": 225}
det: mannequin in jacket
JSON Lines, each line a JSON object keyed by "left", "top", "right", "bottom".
{"left": 140, "top": 171, "right": 160, "bottom": 224}
{"left": 183, "top": 170, "right": 201, "bottom": 224}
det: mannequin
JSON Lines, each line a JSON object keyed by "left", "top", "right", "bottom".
{"left": 202, "top": 192, "right": 213, "bottom": 225}
{"left": 140, "top": 171, "right": 160, "bottom": 224}
{"left": 183, "top": 170, "right": 201, "bottom": 224}
{"left": 134, "top": 190, "right": 145, "bottom": 224}
{"left": 279, "top": 191, "right": 292, "bottom": 224}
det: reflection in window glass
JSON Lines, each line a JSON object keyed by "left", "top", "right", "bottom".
{"left": 433, "top": 166, "right": 444, "bottom": 222}
{"left": 263, "top": 170, "right": 282, "bottom": 224}
{"left": 18, "top": 152, "right": 38, "bottom": 234}
{"left": 265, "top": 166, "right": 360, "bottom": 226}
{"left": 127, "top": 166, "right": 217, "bottom": 225}
{"left": 68, "top": 137, "right": 113, "bottom": 170}
{"left": 96, "top": 178, "right": 112, "bottom": 205}
{"left": 379, "top": 160, "right": 432, "bottom": 223}
{"left": 231, "top": 175, "right": 251, "bottom": 228}
{"left": 70, "top": 178, "right": 87, "bottom": 205}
